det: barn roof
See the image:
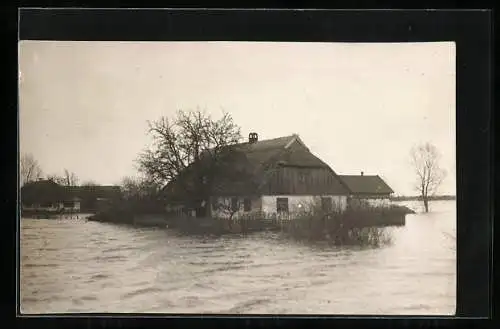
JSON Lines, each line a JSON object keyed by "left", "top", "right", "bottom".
{"left": 338, "top": 175, "right": 394, "bottom": 195}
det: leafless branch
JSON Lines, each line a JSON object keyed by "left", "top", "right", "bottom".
{"left": 20, "top": 153, "right": 43, "bottom": 186}
{"left": 409, "top": 142, "right": 447, "bottom": 212}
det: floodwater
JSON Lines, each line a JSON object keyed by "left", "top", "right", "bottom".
{"left": 20, "top": 201, "right": 456, "bottom": 315}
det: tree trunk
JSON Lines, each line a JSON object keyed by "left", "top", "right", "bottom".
{"left": 423, "top": 197, "right": 429, "bottom": 213}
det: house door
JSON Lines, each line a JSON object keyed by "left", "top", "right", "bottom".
{"left": 276, "top": 197, "right": 289, "bottom": 213}
{"left": 321, "top": 197, "right": 333, "bottom": 213}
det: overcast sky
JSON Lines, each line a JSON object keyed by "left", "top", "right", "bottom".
{"left": 19, "top": 41, "right": 456, "bottom": 195}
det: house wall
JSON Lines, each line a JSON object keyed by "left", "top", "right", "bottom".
{"left": 23, "top": 201, "right": 82, "bottom": 212}
{"left": 22, "top": 202, "right": 64, "bottom": 212}
{"left": 364, "top": 198, "right": 390, "bottom": 208}
{"left": 261, "top": 195, "right": 348, "bottom": 216}
{"left": 264, "top": 166, "right": 346, "bottom": 195}
{"left": 210, "top": 196, "right": 262, "bottom": 219}
{"left": 63, "top": 201, "right": 81, "bottom": 212}
{"left": 350, "top": 195, "right": 392, "bottom": 208}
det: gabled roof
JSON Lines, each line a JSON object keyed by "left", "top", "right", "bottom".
{"left": 163, "top": 134, "right": 349, "bottom": 197}
{"left": 339, "top": 175, "right": 394, "bottom": 195}
{"left": 230, "top": 134, "right": 332, "bottom": 169}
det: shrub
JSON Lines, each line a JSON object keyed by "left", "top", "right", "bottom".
{"left": 282, "top": 199, "right": 393, "bottom": 247}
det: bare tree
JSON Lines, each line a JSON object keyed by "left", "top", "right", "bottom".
{"left": 120, "top": 176, "right": 160, "bottom": 201}
{"left": 212, "top": 197, "right": 240, "bottom": 220}
{"left": 410, "top": 142, "right": 447, "bottom": 212}
{"left": 48, "top": 169, "right": 79, "bottom": 186}
{"left": 20, "top": 153, "right": 43, "bottom": 186}
{"left": 63, "top": 169, "right": 79, "bottom": 186}
{"left": 47, "top": 174, "right": 66, "bottom": 185}
{"left": 137, "top": 109, "right": 243, "bottom": 216}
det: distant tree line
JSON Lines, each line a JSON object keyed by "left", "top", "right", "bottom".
{"left": 390, "top": 195, "right": 456, "bottom": 201}
{"left": 20, "top": 152, "right": 87, "bottom": 188}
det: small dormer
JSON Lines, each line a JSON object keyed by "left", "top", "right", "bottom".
{"left": 249, "top": 132, "right": 258, "bottom": 143}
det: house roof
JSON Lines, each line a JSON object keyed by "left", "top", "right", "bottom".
{"left": 21, "top": 180, "right": 122, "bottom": 205}
{"left": 21, "top": 180, "right": 67, "bottom": 204}
{"left": 163, "top": 134, "right": 349, "bottom": 197}
{"left": 66, "top": 185, "right": 122, "bottom": 199}
{"left": 338, "top": 175, "right": 394, "bottom": 195}
{"left": 229, "top": 134, "right": 332, "bottom": 169}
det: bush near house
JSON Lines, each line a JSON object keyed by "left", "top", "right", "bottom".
{"left": 282, "top": 199, "right": 396, "bottom": 247}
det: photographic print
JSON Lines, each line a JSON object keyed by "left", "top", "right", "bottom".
{"left": 19, "top": 40, "right": 456, "bottom": 315}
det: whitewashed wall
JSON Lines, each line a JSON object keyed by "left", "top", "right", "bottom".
{"left": 362, "top": 197, "right": 391, "bottom": 208}
{"left": 24, "top": 201, "right": 81, "bottom": 212}
{"left": 210, "top": 196, "right": 262, "bottom": 219}
{"left": 210, "top": 195, "right": 348, "bottom": 219}
{"left": 63, "top": 201, "right": 81, "bottom": 212}
{"left": 23, "top": 202, "right": 64, "bottom": 211}
{"left": 261, "top": 195, "right": 348, "bottom": 215}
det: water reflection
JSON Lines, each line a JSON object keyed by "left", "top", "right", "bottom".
{"left": 20, "top": 201, "right": 456, "bottom": 315}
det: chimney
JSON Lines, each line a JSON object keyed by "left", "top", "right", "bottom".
{"left": 361, "top": 171, "right": 364, "bottom": 176}
{"left": 249, "top": 132, "right": 258, "bottom": 143}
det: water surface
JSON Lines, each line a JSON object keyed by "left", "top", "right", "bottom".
{"left": 20, "top": 201, "right": 456, "bottom": 315}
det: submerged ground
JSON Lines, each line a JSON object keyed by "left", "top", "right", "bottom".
{"left": 20, "top": 201, "right": 456, "bottom": 315}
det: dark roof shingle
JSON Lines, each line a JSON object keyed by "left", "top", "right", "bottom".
{"left": 21, "top": 180, "right": 122, "bottom": 205}
{"left": 339, "top": 175, "right": 394, "bottom": 195}
{"left": 21, "top": 180, "right": 67, "bottom": 204}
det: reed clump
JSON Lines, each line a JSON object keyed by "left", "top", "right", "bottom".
{"left": 282, "top": 200, "right": 394, "bottom": 247}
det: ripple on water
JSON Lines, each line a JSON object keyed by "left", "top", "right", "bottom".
{"left": 121, "top": 287, "right": 164, "bottom": 300}
{"left": 227, "top": 298, "right": 273, "bottom": 313}
{"left": 89, "top": 273, "right": 111, "bottom": 280}
{"left": 92, "top": 254, "right": 127, "bottom": 262}
{"left": 22, "top": 263, "right": 59, "bottom": 269}
{"left": 72, "top": 295, "right": 98, "bottom": 305}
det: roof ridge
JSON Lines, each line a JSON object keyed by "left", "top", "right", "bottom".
{"left": 239, "top": 134, "right": 296, "bottom": 144}
{"left": 339, "top": 174, "right": 379, "bottom": 177}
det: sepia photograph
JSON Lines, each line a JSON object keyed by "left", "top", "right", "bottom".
{"left": 19, "top": 41, "right": 456, "bottom": 315}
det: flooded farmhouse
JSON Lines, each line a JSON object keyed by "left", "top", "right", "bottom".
{"left": 160, "top": 133, "right": 406, "bottom": 229}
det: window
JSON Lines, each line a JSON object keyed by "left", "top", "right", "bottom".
{"left": 277, "top": 197, "right": 289, "bottom": 213}
{"left": 244, "top": 198, "right": 251, "bottom": 212}
{"left": 63, "top": 201, "right": 74, "bottom": 208}
{"left": 321, "top": 197, "right": 333, "bottom": 212}
{"left": 211, "top": 198, "right": 219, "bottom": 211}
{"left": 231, "top": 197, "right": 239, "bottom": 212}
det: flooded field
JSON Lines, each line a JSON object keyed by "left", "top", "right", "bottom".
{"left": 20, "top": 201, "right": 456, "bottom": 315}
